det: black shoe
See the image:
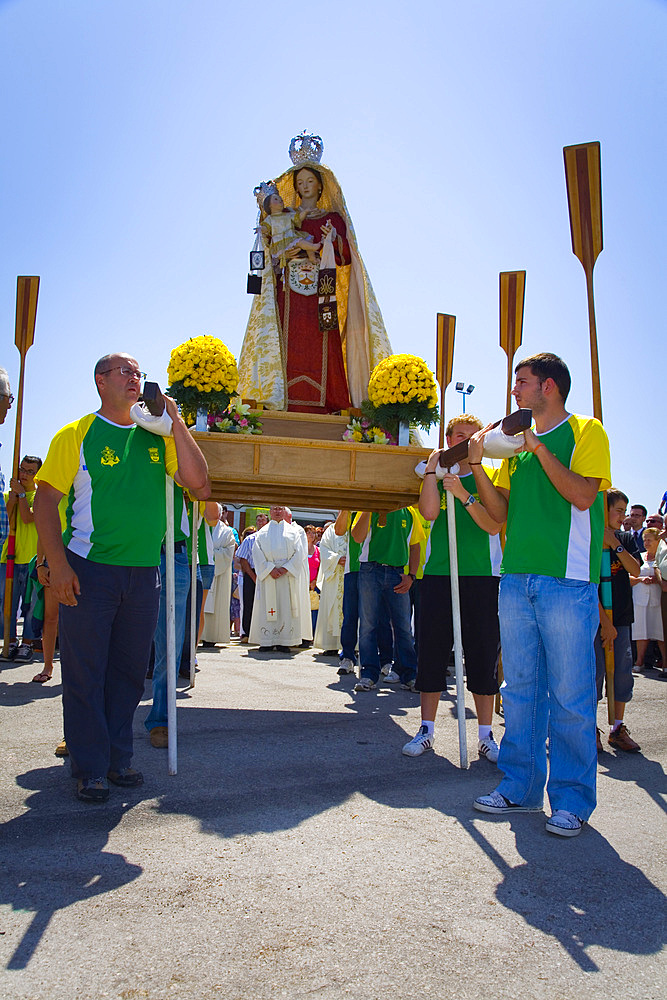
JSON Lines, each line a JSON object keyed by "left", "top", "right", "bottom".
{"left": 322, "top": 649, "right": 339, "bottom": 656}
{"left": 299, "top": 639, "right": 312, "bottom": 648}
{"left": 76, "top": 777, "right": 109, "bottom": 803}
{"left": 258, "top": 646, "right": 274, "bottom": 652}
{"left": 275, "top": 645, "right": 292, "bottom": 654}
{"left": 107, "top": 767, "right": 144, "bottom": 788}
{"left": 200, "top": 640, "right": 216, "bottom": 648}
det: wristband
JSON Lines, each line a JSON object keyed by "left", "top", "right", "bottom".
{"left": 533, "top": 442, "right": 544, "bottom": 456}
{"left": 408, "top": 572, "right": 416, "bottom": 581}
{"left": 468, "top": 462, "right": 482, "bottom": 466}
{"left": 424, "top": 471, "right": 437, "bottom": 476}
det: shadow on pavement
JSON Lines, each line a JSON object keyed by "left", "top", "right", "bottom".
{"left": 3, "top": 696, "right": 665, "bottom": 975}
{"left": 462, "top": 812, "right": 667, "bottom": 971}
{"left": 0, "top": 766, "right": 142, "bottom": 970}
{"left": 597, "top": 748, "right": 667, "bottom": 815}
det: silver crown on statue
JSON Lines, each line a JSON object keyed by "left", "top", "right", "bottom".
{"left": 288, "top": 131, "right": 324, "bottom": 165}
{"left": 253, "top": 180, "right": 279, "bottom": 210}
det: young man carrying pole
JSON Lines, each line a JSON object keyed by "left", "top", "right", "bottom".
{"left": 471, "top": 353, "right": 610, "bottom": 838}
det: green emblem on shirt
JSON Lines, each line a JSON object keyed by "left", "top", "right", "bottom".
{"left": 101, "top": 447, "right": 119, "bottom": 467}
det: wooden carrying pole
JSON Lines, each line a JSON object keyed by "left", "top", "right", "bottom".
{"left": 2, "top": 277, "right": 39, "bottom": 658}
{"left": 496, "top": 271, "right": 525, "bottom": 714}
{"left": 435, "top": 312, "right": 467, "bottom": 768}
{"left": 435, "top": 314, "right": 455, "bottom": 449}
{"left": 564, "top": 141, "right": 614, "bottom": 723}
{"left": 499, "top": 271, "right": 526, "bottom": 415}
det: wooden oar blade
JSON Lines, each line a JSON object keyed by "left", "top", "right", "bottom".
{"left": 563, "top": 142, "right": 603, "bottom": 272}
{"left": 499, "top": 270, "right": 526, "bottom": 359}
{"left": 15, "top": 276, "right": 40, "bottom": 354}
{"left": 435, "top": 313, "right": 455, "bottom": 391}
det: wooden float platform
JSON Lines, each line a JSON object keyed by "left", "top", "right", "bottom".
{"left": 194, "top": 411, "right": 430, "bottom": 512}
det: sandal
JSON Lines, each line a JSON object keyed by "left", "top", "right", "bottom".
{"left": 32, "top": 671, "right": 53, "bottom": 683}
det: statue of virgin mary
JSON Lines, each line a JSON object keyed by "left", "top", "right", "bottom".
{"left": 237, "top": 132, "right": 393, "bottom": 413}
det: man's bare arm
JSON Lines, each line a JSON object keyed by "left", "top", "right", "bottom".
{"left": 467, "top": 428, "right": 509, "bottom": 523}
{"left": 334, "top": 510, "right": 350, "bottom": 536}
{"left": 33, "top": 482, "right": 80, "bottom": 605}
{"left": 163, "top": 395, "right": 210, "bottom": 499}
{"left": 351, "top": 512, "right": 371, "bottom": 544}
{"left": 524, "top": 428, "right": 600, "bottom": 510}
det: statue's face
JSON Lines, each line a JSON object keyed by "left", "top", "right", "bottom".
{"left": 295, "top": 169, "right": 321, "bottom": 201}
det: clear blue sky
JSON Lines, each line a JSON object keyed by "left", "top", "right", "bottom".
{"left": 1, "top": 0, "right": 664, "bottom": 510}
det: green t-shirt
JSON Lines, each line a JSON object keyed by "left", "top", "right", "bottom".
{"left": 37, "top": 413, "right": 177, "bottom": 567}
{"left": 172, "top": 481, "right": 189, "bottom": 546}
{"left": 185, "top": 500, "right": 214, "bottom": 565}
{"left": 357, "top": 508, "right": 424, "bottom": 568}
{"left": 497, "top": 414, "right": 611, "bottom": 583}
{"left": 423, "top": 473, "right": 502, "bottom": 577}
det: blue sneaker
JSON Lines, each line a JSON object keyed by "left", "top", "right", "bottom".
{"left": 474, "top": 790, "right": 542, "bottom": 814}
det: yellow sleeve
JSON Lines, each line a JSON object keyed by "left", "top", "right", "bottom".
{"left": 496, "top": 459, "right": 511, "bottom": 491}
{"left": 34, "top": 414, "right": 95, "bottom": 496}
{"left": 164, "top": 437, "right": 178, "bottom": 479}
{"left": 570, "top": 417, "right": 611, "bottom": 490}
{"left": 408, "top": 506, "right": 426, "bottom": 546}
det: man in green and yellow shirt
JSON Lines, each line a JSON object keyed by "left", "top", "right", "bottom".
{"left": 34, "top": 353, "right": 209, "bottom": 803}
{"left": 471, "top": 353, "right": 611, "bottom": 838}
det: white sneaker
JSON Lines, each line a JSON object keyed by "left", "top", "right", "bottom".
{"left": 478, "top": 732, "right": 500, "bottom": 763}
{"left": 402, "top": 725, "right": 434, "bottom": 757}
{"left": 383, "top": 669, "right": 400, "bottom": 684}
{"left": 337, "top": 658, "right": 355, "bottom": 675}
{"left": 545, "top": 810, "right": 584, "bottom": 838}
{"left": 353, "top": 677, "right": 376, "bottom": 692}
{"left": 380, "top": 662, "right": 393, "bottom": 675}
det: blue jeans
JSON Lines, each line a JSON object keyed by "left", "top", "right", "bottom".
{"left": 0, "top": 561, "right": 35, "bottom": 641}
{"left": 145, "top": 548, "right": 191, "bottom": 731}
{"left": 340, "top": 570, "right": 393, "bottom": 665}
{"left": 59, "top": 551, "right": 160, "bottom": 778}
{"left": 358, "top": 562, "right": 417, "bottom": 684}
{"left": 496, "top": 573, "right": 599, "bottom": 820}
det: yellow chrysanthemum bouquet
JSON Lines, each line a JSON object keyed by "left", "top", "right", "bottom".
{"left": 167, "top": 335, "right": 239, "bottom": 425}
{"left": 361, "top": 353, "right": 439, "bottom": 438}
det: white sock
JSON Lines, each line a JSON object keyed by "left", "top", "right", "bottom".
{"left": 611, "top": 720, "right": 623, "bottom": 732}
{"left": 478, "top": 725, "right": 492, "bottom": 742}
{"left": 421, "top": 720, "right": 435, "bottom": 736}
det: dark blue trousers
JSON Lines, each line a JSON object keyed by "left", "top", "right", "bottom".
{"left": 59, "top": 551, "right": 160, "bottom": 779}
{"left": 339, "top": 570, "right": 394, "bottom": 666}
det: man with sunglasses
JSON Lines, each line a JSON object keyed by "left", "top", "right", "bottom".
{"left": 34, "top": 354, "right": 210, "bottom": 803}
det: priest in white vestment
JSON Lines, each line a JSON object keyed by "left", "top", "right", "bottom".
{"left": 202, "top": 515, "right": 237, "bottom": 644}
{"left": 284, "top": 507, "right": 313, "bottom": 644}
{"left": 250, "top": 505, "right": 308, "bottom": 651}
{"left": 313, "top": 521, "right": 347, "bottom": 653}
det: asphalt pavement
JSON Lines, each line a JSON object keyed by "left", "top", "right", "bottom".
{"left": 1, "top": 641, "right": 666, "bottom": 1000}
